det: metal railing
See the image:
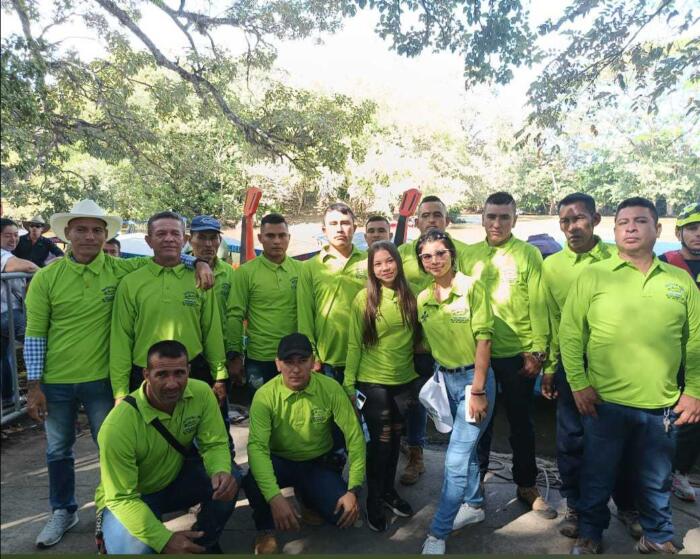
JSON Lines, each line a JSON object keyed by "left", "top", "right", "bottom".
{"left": 1, "top": 271, "right": 33, "bottom": 425}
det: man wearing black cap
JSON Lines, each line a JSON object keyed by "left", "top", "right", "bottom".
{"left": 244, "top": 333, "right": 366, "bottom": 554}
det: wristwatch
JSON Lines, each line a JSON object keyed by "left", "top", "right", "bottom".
{"left": 531, "top": 352, "right": 547, "bottom": 363}
{"left": 348, "top": 486, "right": 362, "bottom": 497}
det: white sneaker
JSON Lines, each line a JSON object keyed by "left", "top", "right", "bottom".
{"left": 422, "top": 535, "right": 446, "bottom": 555}
{"left": 452, "top": 504, "right": 485, "bottom": 531}
{"left": 35, "top": 509, "right": 79, "bottom": 548}
{"left": 671, "top": 471, "right": 696, "bottom": 502}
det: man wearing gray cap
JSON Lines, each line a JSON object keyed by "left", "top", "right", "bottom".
{"left": 243, "top": 333, "right": 366, "bottom": 554}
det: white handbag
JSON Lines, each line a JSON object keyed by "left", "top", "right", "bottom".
{"left": 419, "top": 370, "right": 453, "bottom": 433}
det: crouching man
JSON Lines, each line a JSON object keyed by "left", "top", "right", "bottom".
{"left": 95, "top": 340, "right": 239, "bottom": 554}
{"left": 243, "top": 333, "right": 366, "bottom": 554}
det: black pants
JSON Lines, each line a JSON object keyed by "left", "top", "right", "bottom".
{"left": 675, "top": 367, "right": 700, "bottom": 474}
{"left": 357, "top": 378, "right": 421, "bottom": 503}
{"left": 477, "top": 354, "right": 538, "bottom": 487}
{"left": 130, "top": 354, "right": 234, "bottom": 455}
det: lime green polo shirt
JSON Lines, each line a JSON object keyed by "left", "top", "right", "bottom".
{"left": 212, "top": 259, "right": 235, "bottom": 335}
{"left": 95, "top": 379, "right": 230, "bottom": 552}
{"left": 560, "top": 254, "right": 700, "bottom": 408}
{"left": 24, "top": 252, "right": 149, "bottom": 384}
{"left": 542, "top": 238, "right": 616, "bottom": 373}
{"left": 417, "top": 272, "right": 494, "bottom": 368}
{"left": 398, "top": 236, "right": 472, "bottom": 295}
{"left": 110, "top": 261, "right": 227, "bottom": 398}
{"left": 296, "top": 245, "right": 368, "bottom": 367}
{"left": 459, "top": 236, "right": 549, "bottom": 358}
{"left": 226, "top": 255, "right": 302, "bottom": 361}
{"left": 344, "top": 287, "right": 418, "bottom": 396}
{"left": 247, "top": 373, "right": 366, "bottom": 502}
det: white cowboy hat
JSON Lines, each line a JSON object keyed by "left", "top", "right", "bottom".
{"left": 50, "top": 200, "right": 122, "bottom": 243}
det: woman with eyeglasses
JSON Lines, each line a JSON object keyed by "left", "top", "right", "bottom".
{"left": 344, "top": 240, "right": 423, "bottom": 532}
{"left": 415, "top": 230, "right": 495, "bottom": 555}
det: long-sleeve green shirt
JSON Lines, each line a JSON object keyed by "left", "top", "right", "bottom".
{"left": 212, "top": 259, "right": 235, "bottom": 338}
{"left": 398, "top": 236, "right": 471, "bottom": 295}
{"left": 541, "top": 238, "right": 615, "bottom": 374}
{"left": 343, "top": 287, "right": 418, "bottom": 396}
{"left": 417, "top": 272, "right": 494, "bottom": 368}
{"left": 24, "top": 251, "right": 150, "bottom": 383}
{"left": 247, "top": 373, "right": 366, "bottom": 502}
{"left": 296, "top": 245, "right": 368, "bottom": 367}
{"left": 110, "top": 261, "right": 227, "bottom": 398}
{"left": 559, "top": 254, "right": 700, "bottom": 408}
{"left": 95, "top": 379, "right": 230, "bottom": 552}
{"left": 226, "top": 255, "right": 302, "bottom": 361}
{"left": 459, "top": 236, "right": 549, "bottom": 358}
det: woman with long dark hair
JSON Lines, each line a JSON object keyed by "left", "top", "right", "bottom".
{"left": 415, "top": 230, "right": 495, "bottom": 555}
{"left": 344, "top": 240, "right": 422, "bottom": 532}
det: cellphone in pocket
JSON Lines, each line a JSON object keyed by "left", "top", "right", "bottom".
{"left": 464, "top": 384, "right": 477, "bottom": 423}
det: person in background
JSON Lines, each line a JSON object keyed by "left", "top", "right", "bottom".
{"left": 244, "top": 333, "right": 365, "bottom": 554}
{"left": 227, "top": 213, "right": 301, "bottom": 398}
{"left": 397, "top": 196, "right": 472, "bottom": 487}
{"left": 415, "top": 230, "right": 495, "bottom": 555}
{"left": 541, "top": 193, "right": 640, "bottom": 540}
{"left": 461, "top": 192, "right": 554, "bottom": 519}
{"left": 1, "top": 218, "right": 37, "bottom": 407}
{"left": 364, "top": 215, "right": 392, "bottom": 247}
{"left": 103, "top": 238, "right": 121, "bottom": 258}
{"left": 659, "top": 202, "right": 700, "bottom": 503}
{"left": 344, "top": 241, "right": 422, "bottom": 531}
{"left": 96, "top": 340, "right": 238, "bottom": 554}
{"left": 14, "top": 215, "right": 64, "bottom": 267}
{"left": 560, "top": 197, "right": 700, "bottom": 554}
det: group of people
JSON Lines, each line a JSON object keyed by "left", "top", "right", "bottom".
{"left": 0, "top": 192, "right": 697, "bottom": 555}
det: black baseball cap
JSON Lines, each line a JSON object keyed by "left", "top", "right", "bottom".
{"left": 277, "top": 333, "right": 313, "bottom": 360}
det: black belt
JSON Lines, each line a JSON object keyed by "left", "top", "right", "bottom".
{"left": 437, "top": 364, "right": 474, "bottom": 374}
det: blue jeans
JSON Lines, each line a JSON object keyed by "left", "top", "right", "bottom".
{"left": 245, "top": 358, "right": 278, "bottom": 399}
{"left": 42, "top": 379, "right": 114, "bottom": 512}
{"left": 102, "top": 457, "right": 239, "bottom": 553}
{"left": 430, "top": 365, "right": 496, "bottom": 540}
{"left": 1, "top": 309, "right": 25, "bottom": 401}
{"left": 243, "top": 453, "right": 348, "bottom": 531}
{"left": 578, "top": 402, "right": 676, "bottom": 544}
{"left": 322, "top": 364, "right": 347, "bottom": 454}
{"left": 554, "top": 367, "right": 636, "bottom": 512}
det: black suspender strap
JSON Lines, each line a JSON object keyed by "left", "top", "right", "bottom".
{"left": 122, "top": 395, "right": 191, "bottom": 457}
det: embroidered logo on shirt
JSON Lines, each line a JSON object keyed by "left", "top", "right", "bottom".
{"left": 448, "top": 298, "right": 470, "bottom": 323}
{"left": 220, "top": 282, "right": 231, "bottom": 300}
{"left": 310, "top": 407, "right": 331, "bottom": 424}
{"left": 290, "top": 277, "right": 298, "bottom": 290}
{"left": 665, "top": 282, "right": 686, "bottom": 302}
{"left": 183, "top": 290, "right": 199, "bottom": 307}
{"left": 183, "top": 416, "right": 200, "bottom": 434}
{"left": 101, "top": 285, "right": 117, "bottom": 303}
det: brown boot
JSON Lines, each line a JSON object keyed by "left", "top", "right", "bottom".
{"left": 254, "top": 532, "right": 279, "bottom": 555}
{"left": 516, "top": 485, "right": 557, "bottom": 519}
{"left": 636, "top": 536, "right": 679, "bottom": 554}
{"left": 399, "top": 446, "right": 425, "bottom": 486}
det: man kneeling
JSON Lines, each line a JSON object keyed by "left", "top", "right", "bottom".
{"left": 244, "top": 333, "right": 366, "bottom": 554}
{"left": 96, "top": 340, "right": 238, "bottom": 554}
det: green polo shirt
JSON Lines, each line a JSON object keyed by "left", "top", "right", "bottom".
{"left": 24, "top": 251, "right": 149, "bottom": 384}
{"left": 417, "top": 272, "right": 494, "bottom": 368}
{"left": 247, "top": 373, "right": 366, "bottom": 502}
{"left": 344, "top": 287, "right": 418, "bottom": 396}
{"left": 560, "top": 254, "right": 700, "bottom": 408}
{"left": 398, "top": 236, "right": 472, "bottom": 295}
{"left": 459, "top": 236, "right": 549, "bottom": 358}
{"left": 212, "top": 259, "right": 235, "bottom": 335}
{"left": 95, "top": 379, "right": 230, "bottom": 552}
{"left": 110, "top": 261, "right": 227, "bottom": 399}
{"left": 226, "top": 255, "right": 302, "bottom": 361}
{"left": 542, "top": 237, "right": 616, "bottom": 373}
{"left": 296, "top": 245, "right": 368, "bottom": 367}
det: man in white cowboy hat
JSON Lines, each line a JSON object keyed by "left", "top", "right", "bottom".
{"left": 23, "top": 200, "right": 213, "bottom": 549}
{"left": 13, "top": 214, "right": 64, "bottom": 267}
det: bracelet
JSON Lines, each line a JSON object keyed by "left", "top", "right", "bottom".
{"left": 470, "top": 391, "right": 486, "bottom": 396}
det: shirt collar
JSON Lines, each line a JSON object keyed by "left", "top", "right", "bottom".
{"left": 66, "top": 250, "right": 105, "bottom": 275}
{"left": 609, "top": 252, "right": 664, "bottom": 275}
{"left": 320, "top": 244, "right": 363, "bottom": 263}
{"left": 423, "top": 272, "right": 466, "bottom": 306}
{"left": 146, "top": 259, "right": 186, "bottom": 278}
{"left": 562, "top": 236, "right": 611, "bottom": 262}
{"left": 258, "top": 253, "right": 292, "bottom": 272}
{"left": 279, "top": 371, "right": 317, "bottom": 400}
{"left": 134, "top": 381, "right": 194, "bottom": 423}
{"left": 482, "top": 234, "right": 517, "bottom": 252}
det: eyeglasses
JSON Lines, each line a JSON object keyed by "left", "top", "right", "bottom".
{"left": 418, "top": 250, "right": 451, "bottom": 263}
